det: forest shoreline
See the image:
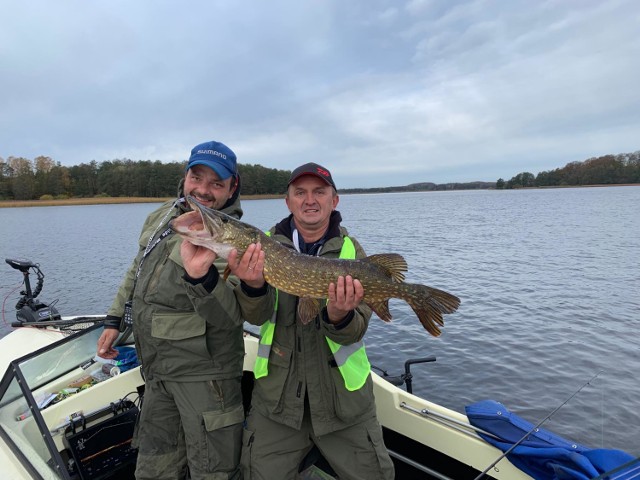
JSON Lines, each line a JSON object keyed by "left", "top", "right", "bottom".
{"left": 0, "top": 194, "right": 284, "bottom": 208}
{"left": 1, "top": 183, "right": 638, "bottom": 208}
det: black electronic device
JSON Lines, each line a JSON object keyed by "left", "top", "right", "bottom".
{"left": 5, "top": 258, "right": 61, "bottom": 324}
{"left": 63, "top": 400, "right": 138, "bottom": 480}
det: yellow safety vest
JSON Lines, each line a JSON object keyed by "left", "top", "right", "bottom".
{"left": 254, "top": 234, "right": 371, "bottom": 391}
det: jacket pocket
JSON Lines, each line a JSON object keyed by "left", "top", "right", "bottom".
{"left": 151, "top": 312, "right": 205, "bottom": 340}
{"left": 202, "top": 404, "right": 244, "bottom": 473}
{"left": 268, "top": 341, "right": 292, "bottom": 368}
{"left": 202, "top": 404, "right": 245, "bottom": 431}
{"left": 330, "top": 368, "right": 375, "bottom": 423}
{"left": 364, "top": 419, "right": 395, "bottom": 479}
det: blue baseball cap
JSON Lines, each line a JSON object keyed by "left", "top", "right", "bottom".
{"left": 186, "top": 140, "right": 237, "bottom": 180}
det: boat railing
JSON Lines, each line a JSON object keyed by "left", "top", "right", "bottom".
{"left": 399, "top": 402, "right": 502, "bottom": 441}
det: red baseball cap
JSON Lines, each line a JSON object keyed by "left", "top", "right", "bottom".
{"left": 288, "top": 162, "right": 336, "bottom": 190}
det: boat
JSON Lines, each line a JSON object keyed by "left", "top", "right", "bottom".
{"left": 1, "top": 259, "right": 637, "bottom": 480}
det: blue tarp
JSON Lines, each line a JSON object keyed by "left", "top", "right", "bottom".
{"left": 94, "top": 346, "right": 140, "bottom": 373}
{"left": 465, "top": 400, "right": 637, "bottom": 480}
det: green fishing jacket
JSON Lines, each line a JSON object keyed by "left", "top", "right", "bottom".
{"left": 236, "top": 213, "right": 377, "bottom": 436}
{"left": 254, "top": 236, "right": 371, "bottom": 392}
{"left": 107, "top": 195, "right": 260, "bottom": 382}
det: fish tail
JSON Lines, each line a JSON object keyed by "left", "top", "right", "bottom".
{"left": 404, "top": 285, "right": 461, "bottom": 337}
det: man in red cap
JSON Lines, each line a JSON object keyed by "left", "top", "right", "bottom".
{"left": 236, "top": 162, "right": 395, "bottom": 479}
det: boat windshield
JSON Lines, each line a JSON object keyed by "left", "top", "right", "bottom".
{"left": 4, "top": 327, "right": 103, "bottom": 404}
{"left": 0, "top": 324, "right": 105, "bottom": 479}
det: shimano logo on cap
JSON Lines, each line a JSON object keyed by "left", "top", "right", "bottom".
{"left": 197, "top": 149, "right": 227, "bottom": 159}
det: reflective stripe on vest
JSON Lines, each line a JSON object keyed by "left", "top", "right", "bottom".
{"left": 254, "top": 289, "right": 277, "bottom": 379}
{"left": 253, "top": 234, "right": 371, "bottom": 391}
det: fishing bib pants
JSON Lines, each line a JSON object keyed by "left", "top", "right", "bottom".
{"left": 241, "top": 407, "right": 394, "bottom": 480}
{"left": 134, "top": 377, "right": 244, "bottom": 480}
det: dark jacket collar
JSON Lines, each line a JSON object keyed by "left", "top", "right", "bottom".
{"left": 274, "top": 210, "right": 343, "bottom": 241}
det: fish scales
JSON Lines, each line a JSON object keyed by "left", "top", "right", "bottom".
{"left": 171, "top": 196, "right": 461, "bottom": 336}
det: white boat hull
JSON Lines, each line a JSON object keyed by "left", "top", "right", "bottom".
{"left": 0, "top": 321, "right": 531, "bottom": 479}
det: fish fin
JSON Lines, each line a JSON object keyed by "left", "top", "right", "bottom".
{"left": 222, "top": 265, "right": 231, "bottom": 281}
{"left": 363, "top": 254, "right": 408, "bottom": 283}
{"left": 297, "top": 297, "right": 321, "bottom": 324}
{"left": 367, "top": 300, "right": 393, "bottom": 322}
{"left": 405, "top": 286, "right": 461, "bottom": 337}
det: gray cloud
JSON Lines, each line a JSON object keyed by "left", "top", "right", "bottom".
{"left": 1, "top": 0, "right": 638, "bottom": 188}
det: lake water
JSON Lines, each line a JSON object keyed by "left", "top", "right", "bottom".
{"left": 1, "top": 186, "right": 639, "bottom": 455}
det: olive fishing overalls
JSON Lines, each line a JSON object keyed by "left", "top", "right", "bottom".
{"left": 238, "top": 212, "right": 395, "bottom": 480}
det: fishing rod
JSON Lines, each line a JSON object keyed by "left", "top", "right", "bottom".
{"left": 473, "top": 370, "right": 603, "bottom": 480}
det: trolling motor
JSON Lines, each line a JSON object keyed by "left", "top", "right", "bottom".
{"left": 372, "top": 356, "right": 437, "bottom": 394}
{"left": 5, "top": 258, "right": 61, "bottom": 325}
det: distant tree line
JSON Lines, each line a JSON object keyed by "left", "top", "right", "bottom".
{"left": 496, "top": 151, "right": 640, "bottom": 189}
{"left": 341, "top": 181, "right": 495, "bottom": 194}
{"left": 0, "top": 156, "right": 291, "bottom": 201}
{"left": 2, "top": 150, "right": 638, "bottom": 201}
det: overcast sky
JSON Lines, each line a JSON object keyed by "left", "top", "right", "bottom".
{"left": 1, "top": 1, "right": 639, "bottom": 188}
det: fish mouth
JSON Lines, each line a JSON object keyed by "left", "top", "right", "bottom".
{"left": 186, "top": 195, "right": 224, "bottom": 238}
{"left": 186, "top": 195, "right": 205, "bottom": 212}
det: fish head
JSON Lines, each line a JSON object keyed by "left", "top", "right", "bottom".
{"left": 170, "top": 195, "right": 262, "bottom": 258}
{"left": 186, "top": 195, "right": 228, "bottom": 239}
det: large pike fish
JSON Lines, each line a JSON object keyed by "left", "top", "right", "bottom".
{"left": 170, "top": 196, "right": 460, "bottom": 336}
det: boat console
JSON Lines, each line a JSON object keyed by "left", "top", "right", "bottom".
{"left": 0, "top": 323, "right": 142, "bottom": 479}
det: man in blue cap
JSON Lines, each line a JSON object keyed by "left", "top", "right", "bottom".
{"left": 97, "top": 140, "right": 266, "bottom": 480}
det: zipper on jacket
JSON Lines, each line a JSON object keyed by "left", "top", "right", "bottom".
{"left": 296, "top": 381, "right": 302, "bottom": 398}
{"left": 297, "top": 336, "right": 301, "bottom": 352}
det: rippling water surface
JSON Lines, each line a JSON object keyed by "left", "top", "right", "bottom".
{"left": 1, "top": 186, "right": 639, "bottom": 454}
